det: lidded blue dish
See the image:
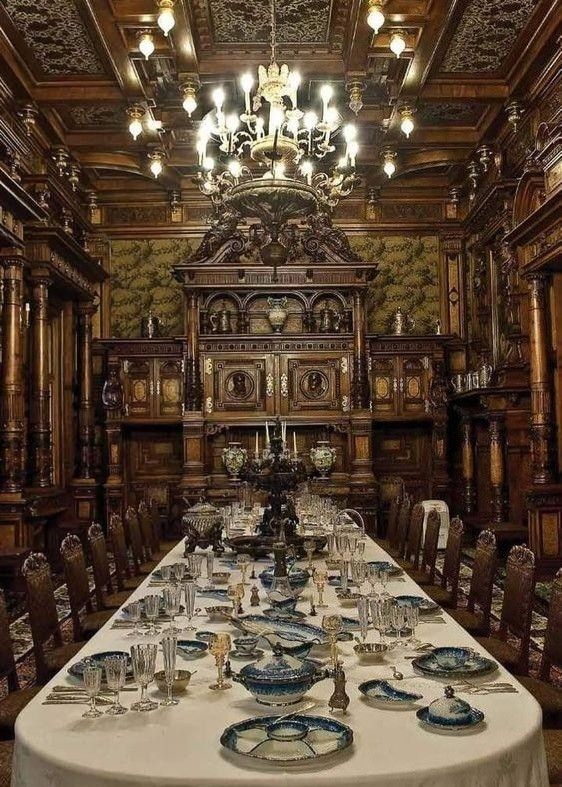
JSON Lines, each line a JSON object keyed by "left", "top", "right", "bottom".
{"left": 426, "top": 685, "right": 474, "bottom": 726}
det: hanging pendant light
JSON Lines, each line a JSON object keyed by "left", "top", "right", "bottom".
{"left": 180, "top": 81, "right": 199, "bottom": 117}
{"left": 138, "top": 30, "right": 155, "bottom": 60}
{"left": 148, "top": 150, "right": 165, "bottom": 178}
{"left": 382, "top": 149, "right": 397, "bottom": 178}
{"left": 366, "top": 0, "right": 385, "bottom": 33}
{"left": 127, "top": 105, "right": 144, "bottom": 140}
{"left": 157, "top": 0, "right": 175, "bottom": 36}
{"left": 399, "top": 105, "right": 415, "bottom": 138}
{"left": 390, "top": 31, "right": 406, "bottom": 58}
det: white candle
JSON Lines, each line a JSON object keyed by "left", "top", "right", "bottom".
{"left": 265, "top": 421, "right": 270, "bottom": 445}
{"left": 255, "top": 431, "right": 259, "bottom": 458}
{"left": 293, "top": 431, "right": 297, "bottom": 457}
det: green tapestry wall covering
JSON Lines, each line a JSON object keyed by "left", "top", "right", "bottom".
{"left": 349, "top": 235, "right": 440, "bottom": 334}
{"left": 110, "top": 239, "right": 199, "bottom": 338}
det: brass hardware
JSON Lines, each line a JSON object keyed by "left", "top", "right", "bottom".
{"left": 149, "top": 380, "right": 154, "bottom": 396}
{"left": 123, "top": 360, "right": 130, "bottom": 373}
{"left": 205, "top": 396, "right": 213, "bottom": 414}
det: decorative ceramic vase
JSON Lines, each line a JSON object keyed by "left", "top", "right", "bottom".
{"left": 222, "top": 441, "right": 247, "bottom": 480}
{"left": 478, "top": 363, "right": 493, "bottom": 387}
{"left": 267, "top": 297, "right": 288, "bottom": 333}
{"left": 141, "top": 311, "right": 160, "bottom": 338}
{"left": 310, "top": 441, "right": 336, "bottom": 479}
{"left": 391, "top": 307, "right": 414, "bottom": 335}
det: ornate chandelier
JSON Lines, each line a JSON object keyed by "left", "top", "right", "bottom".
{"left": 194, "top": 0, "right": 359, "bottom": 231}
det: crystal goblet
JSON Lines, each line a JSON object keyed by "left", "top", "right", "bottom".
{"left": 160, "top": 635, "right": 179, "bottom": 706}
{"left": 130, "top": 643, "right": 158, "bottom": 712}
{"left": 143, "top": 594, "right": 161, "bottom": 636}
{"left": 182, "top": 580, "right": 197, "bottom": 631}
{"left": 104, "top": 655, "right": 128, "bottom": 715}
{"left": 82, "top": 665, "right": 103, "bottom": 718}
{"left": 162, "top": 584, "right": 181, "bottom": 634}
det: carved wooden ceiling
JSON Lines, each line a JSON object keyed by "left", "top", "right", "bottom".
{"left": 0, "top": 0, "right": 558, "bottom": 201}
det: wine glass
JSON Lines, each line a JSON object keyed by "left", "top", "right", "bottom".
{"left": 182, "top": 580, "right": 197, "bottom": 631}
{"left": 351, "top": 560, "right": 368, "bottom": 593}
{"left": 130, "top": 643, "right": 158, "bottom": 712}
{"left": 370, "top": 596, "right": 392, "bottom": 646}
{"left": 206, "top": 551, "right": 214, "bottom": 588}
{"left": 356, "top": 540, "right": 366, "bottom": 559}
{"left": 404, "top": 603, "right": 420, "bottom": 646}
{"left": 173, "top": 562, "right": 186, "bottom": 583}
{"left": 356, "top": 596, "right": 370, "bottom": 642}
{"left": 303, "top": 539, "right": 316, "bottom": 572}
{"left": 82, "top": 665, "right": 103, "bottom": 718}
{"left": 160, "top": 635, "right": 179, "bottom": 707}
{"left": 390, "top": 603, "right": 406, "bottom": 644}
{"left": 339, "top": 559, "right": 348, "bottom": 592}
{"left": 209, "top": 633, "right": 231, "bottom": 691}
{"left": 367, "top": 565, "right": 379, "bottom": 598}
{"left": 104, "top": 655, "right": 128, "bottom": 715}
{"left": 236, "top": 553, "right": 251, "bottom": 586}
{"left": 126, "top": 600, "right": 143, "bottom": 638}
{"left": 143, "top": 594, "right": 161, "bottom": 636}
{"left": 322, "top": 614, "right": 343, "bottom": 668}
{"left": 313, "top": 568, "right": 328, "bottom": 608}
{"left": 162, "top": 585, "right": 181, "bottom": 634}
{"left": 379, "top": 568, "right": 390, "bottom": 597}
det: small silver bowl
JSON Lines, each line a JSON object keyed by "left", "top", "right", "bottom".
{"left": 154, "top": 669, "right": 193, "bottom": 693}
{"left": 205, "top": 605, "right": 231, "bottom": 621}
{"left": 353, "top": 642, "right": 388, "bottom": 663}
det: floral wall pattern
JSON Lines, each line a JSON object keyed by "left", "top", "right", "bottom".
{"left": 349, "top": 234, "right": 440, "bottom": 334}
{"left": 110, "top": 239, "right": 199, "bottom": 338}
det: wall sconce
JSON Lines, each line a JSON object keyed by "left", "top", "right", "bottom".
{"left": 51, "top": 146, "right": 70, "bottom": 177}
{"left": 17, "top": 103, "right": 38, "bottom": 137}
{"left": 477, "top": 144, "right": 494, "bottom": 173}
{"left": 505, "top": 100, "right": 524, "bottom": 132}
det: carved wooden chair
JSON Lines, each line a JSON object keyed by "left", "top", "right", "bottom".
{"left": 0, "top": 590, "right": 41, "bottom": 739}
{"left": 449, "top": 529, "right": 497, "bottom": 636}
{"left": 518, "top": 568, "right": 562, "bottom": 726}
{"left": 150, "top": 498, "right": 177, "bottom": 552}
{"left": 88, "top": 523, "right": 132, "bottom": 611}
{"left": 124, "top": 507, "right": 158, "bottom": 575}
{"left": 138, "top": 501, "right": 167, "bottom": 561}
{"left": 426, "top": 517, "right": 465, "bottom": 608}
{"left": 397, "top": 503, "right": 424, "bottom": 569}
{"left": 108, "top": 514, "right": 143, "bottom": 592}
{"left": 476, "top": 543, "right": 536, "bottom": 676}
{"left": 22, "top": 552, "right": 83, "bottom": 684}
{"left": 60, "top": 534, "right": 113, "bottom": 641}
{"left": 388, "top": 495, "right": 411, "bottom": 558}
{"left": 407, "top": 509, "right": 440, "bottom": 585}
{"left": 376, "top": 494, "right": 400, "bottom": 551}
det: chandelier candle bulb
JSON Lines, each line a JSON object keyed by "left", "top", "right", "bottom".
{"left": 255, "top": 432, "right": 259, "bottom": 459}
{"left": 293, "top": 431, "right": 297, "bottom": 457}
{"left": 240, "top": 73, "right": 253, "bottom": 113}
{"left": 265, "top": 421, "right": 270, "bottom": 446}
{"left": 320, "top": 84, "right": 333, "bottom": 122}
{"left": 138, "top": 31, "right": 155, "bottom": 60}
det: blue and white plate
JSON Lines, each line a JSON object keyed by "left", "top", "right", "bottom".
{"left": 235, "top": 615, "right": 329, "bottom": 645}
{"left": 412, "top": 651, "right": 498, "bottom": 678}
{"left": 368, "top": 561, "right": 402, "bottom": 576}
{"left": 177, "top": 639, "right": 208, "bottom": 658}
{"left": 416, "top": 705, "right": 485, "bottom": 731}
{"left": 196, "top": 587, "right": 229, "bottom": 601}
{"left": 220, "top": 713, "right": 353, "bottom": 763}
{"left": 263, "top": 607, "right": 307, "bottom": 622}
{"left": 195, "top": 630, "right": 215, "bottom": 643}
{"left": 394, "top": 595, "right": 440, "bottom": 614}
{"left": 358, "top": 679, "right": 423, "bottom": 706}
{"left": 230, "top": 648, "right": 264, "bottom": 661}
{"left": 68, "top": 651, "right": 131, "bottom": 679}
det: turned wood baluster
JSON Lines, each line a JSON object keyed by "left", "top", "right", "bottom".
{"left": 488, "top": 415, "right": 507, "bottom": 523}
{"left": 527, "top": 273, "right": 555, "bottom": 484}
{"left": 76, "top": 302, "right": 96, "bottom": 479}
{"left": 185, "top": 292, "right": 202, "bottom": 411}
{"left": 29, "top": 271, "right": 52, "bottom": 487}
{"left": 0, "top": 254, "right": 26, "bottom": 493}
{"left": 352, "top": 290, "right": 369, "bottom": 409}
{"left": 460, "top": 414, "right": 475, "bottom": 514}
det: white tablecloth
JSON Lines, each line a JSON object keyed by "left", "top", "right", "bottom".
{"left": 421, "top": 500, "right": 450, "bottom": 549}
{"left": 13, "top": 536, "right": 548, "bottom": 787}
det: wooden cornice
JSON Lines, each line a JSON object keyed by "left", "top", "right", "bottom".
{"left": 26, "top": 224, "right": 108, "bottom": 284}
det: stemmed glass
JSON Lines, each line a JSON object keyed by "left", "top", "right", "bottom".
{"left": 187, "top": 553, "right": 203, "bottom": 581}
{"left": 206, "top": 551, "right": 214, "bottom": 588}
{"left": 313, "top": 568, "right": 328, "bottom": 608}
{"left": 370, "top": 596, "right": 392, "bottom": 646}
{"left": 182, "top": 580, "right": 197, "bottom": 631}
{"left": 379, "top": 568, "right": 390, "bottom": 597}
{"left": 162, "top": 585, "right": 181, "bottom": 634}
{"left": 82, "top": 665, "right": 103, "bottom": 718}
{"left": 104, "top": 655, "right": 128, "bottom": 715}
{"left": 339, "top": 559, "right": 349, "bottom": 592}
{"left": 126, "top": 600, "right": 143, "bottom": 638}
{"left": 390, "top": 603, "right": 406, "bottom": 645}
{"left": 130, "top": 643, "right": 158, "bottom": 712}
{"left": 236, "top": 554, "right": 251, "bottom": 586}
{"left": 173, "top": 562, "right": 186, "bottom": 584}
{"left": 209, "top": 633, "right": 232, "bottom": 691}
{"left": 322, "top": 614, "right": 343, "bottom": 668}
{"left": 356, "top": 596, "right": 370, "bottom": 642}
{"left": 367, "top": 565, "right": 379, "bottom": 598}
{"left": 143, "top": 594, "right": 161, "bottom": 636}
{"left": 304, "top": 539, "right": 316, "bottom": 572}
{"left": 160, "top": 635, "right": 179, "bottom": 706}
{"left": 356, "top": 540, "right": 366, "bottom": 559}
{"left": 351, "top": 560, "right": 368, "bottom": 594}
{"left": 228, "top": 582, "right": 244, "bottom": 617}
{"left": 161, "top": 564, "right": 172, "bottom": 583}
{"left": 404, "top": 603, "right": 420, "bottom": 646}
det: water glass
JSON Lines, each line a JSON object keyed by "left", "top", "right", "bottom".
{"left": 357, "top": 596, "right": 370, "bottom": 642}
{"left": 143, "top": 594, "right": 161, "bottom": 635}
{"left": 206, "top": 552, "right": 214, "bottom": 588}
{"left": 160, "top": 635, "right": 179, "bottom": 706}
{"left": 339, "top": 559, "right": 348, "bottom": 592}
{"left": 187, "top": 553, "right": 204, "bottom": 580}
{"left": 173, "top": 562, "right": 186, "bottom": 583}
{"left": 390, "top": 603, "right": 406, "bottom": 643}
{"left": 370, "top": 596, "right": 392, "bottom": 645}
{"left": 104, "top": 655, "right": 128, "bottom": 715}
{"left": 126, "top": 600, "right": 142, "bottom": 637}
{"left": 162, "top": 584, "right": 181, "bottom": 634}
{"left": 404, "top": 603, "right": 420, "bottom": 645}
{"left": 82, "top": 665, "right": 103, "bottom": 718}
{"left": 161, "top": 564, "right": 172, "bottom": 583}
{"left": 183, "top": 580, "right": 197, "bottom": 630}
{"left": 379, "top": 568, "right": 390, "bottom": 596}
{"left": 131, "top": 643, "right": 158, "bottom": 711}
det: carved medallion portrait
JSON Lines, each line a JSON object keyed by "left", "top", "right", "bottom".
{"left": 225, "top": 371, "right": 254, "bottom": 400}
{"left": 300, "top": 370, "right": 329, "bottom": 400}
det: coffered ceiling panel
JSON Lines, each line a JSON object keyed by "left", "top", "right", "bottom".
{"left": 56, "top": 103, "right": 126, "bottom": 129}
{"left": 440, "top": 0, "right": 536, "bottom": 73}
{"left": 1, "top": 0, "right": 107, "bottom": 75}
{"left": 416, "top": 102, "right": 487, "bottom": 126}
{"left": 207, "top": 0, "right": 334, "bottom": 44}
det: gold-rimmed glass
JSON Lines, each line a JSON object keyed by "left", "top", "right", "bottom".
{"left": 322, "top": 613, "right": 343, "bottom": 668}
{"left": 313, "top": 568, "right": 328, "bottom": 608}
{"left": 209, "top": 632, "right": 232, "bottom": 691}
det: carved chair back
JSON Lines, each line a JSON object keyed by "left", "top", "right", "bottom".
{"left": 419, "top": 509, "right": 440, "bottom": 582}
{"left": 149, "top": 498, "right": 162, "bottom": 551}
{"left": 403, "top": 503, "right": 424, "bottom": 567}
{"left": 540, "top": 568, "right": 562, "bottom": 678}
{"left": 108, "top": 513, "right": 133, "bottom": 589}
{"left": 392, "top": 495, "right": 411, "bottom": 554}
{"left": 138, "top": 501, "right": 154, "bottom": 559}
{"left": 60, "top": 533, "right": 94, "bottom": 641}
{"left": 0, "top": 591, "right": 19, "bottom": 692}
{"left": 467, "top": 529, "right": 497, "bottom": 632}
{"left": 499, "top": 544, "right": 536, "bottom": 672}
{"left": 125, "top": 506, "right": 146, "bottom": 573}
{"left": 439, "top": 517, "right": 465, "bottom": 605}
{"left": 88, "top": 522, "right": 115, "bottom": 608}
{"left": 22, "top": 552, "right": 63, "bottom": 681}
{"left": 385, "top": 495, "right": 401, "bottom": 545}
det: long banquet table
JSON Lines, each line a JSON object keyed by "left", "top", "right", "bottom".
{"left": 13, "top": 534, "right": 548, "bottom": 787}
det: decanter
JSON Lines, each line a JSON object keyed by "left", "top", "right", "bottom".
{"left": 267, "top": 542, "right": 295, "bottom": 608}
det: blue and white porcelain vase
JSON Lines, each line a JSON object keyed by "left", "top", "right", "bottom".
{"left": 222, "top": 441, "right": 247, "bottom": 480}
{"left": 310, "top": 441, "right": 336, "bottom": 478}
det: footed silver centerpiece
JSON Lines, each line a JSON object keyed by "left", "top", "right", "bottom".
{"left": 183, "top": 498, "right": 224, "bottom": 554}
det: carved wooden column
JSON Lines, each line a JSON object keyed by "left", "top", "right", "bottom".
{"left": 102, "top": 358, "right": 125, "bottom": 519}
{"left": 28, "top": 269, "right": 52, "bottom": 488}
{"left": 460, "top": 414, "right": 476, "bottom": 514}
{"left": 527, "top": 272, "right": 555, "bottom": 484}
{"left": 0, "top": 252, "right": 26, "bottom": 494}
{"left": 71, "top": 301, "right": 98, "bottom": 522}
{"left": 351, "top": 290, "right": 369, "bottom": 409}
{"left": 488, "top": 415, "right": 507, "bottom": 523}
{"left": 182, "top": 291, "right": 205, "bottom": 501}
